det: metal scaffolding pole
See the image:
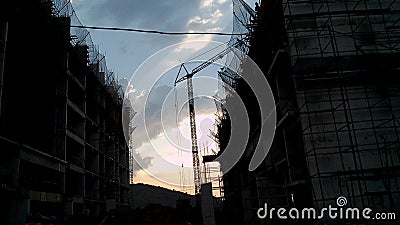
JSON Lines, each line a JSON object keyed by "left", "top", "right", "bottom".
{"left": 0, "top": 21, "right": 8, "bottom": 118}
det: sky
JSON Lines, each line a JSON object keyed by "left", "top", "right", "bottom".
{"left": 71, "top": 0, "right": 258, "bottom": 194}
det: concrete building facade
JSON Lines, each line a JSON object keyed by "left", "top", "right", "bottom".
{"left": 217, "top": 0, "right": 400, "bottom": 224}
{"left": 0, "top": 0, "right": 130, "bottom": 224}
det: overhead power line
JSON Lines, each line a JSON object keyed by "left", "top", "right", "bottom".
{"left": 70, "top": 25, "right": 246, "bottom": 36}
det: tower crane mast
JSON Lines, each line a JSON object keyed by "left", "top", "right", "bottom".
{"left": 174, "top": 42, "right": 241, "bottom": 196}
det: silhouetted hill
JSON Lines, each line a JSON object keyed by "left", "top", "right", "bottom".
{"left": 130, "top": 183, "right": 196, "bottom": 208}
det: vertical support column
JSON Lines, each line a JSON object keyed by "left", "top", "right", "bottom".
{"left": 9, "top": 158, "right": 20, "bottom": 187}
{"left": 201, "top": 183, "right": 216, "bottom": 225}
{"left": 5, "top": 158, "right": 22, "bottom": 225}
{"left": 0, "top": 21, "right": 8, "bottom": 118}
{"left": 8, "top": 199, "right": 30, "bottom": 225}
{"left": 64, "top": 202, "right": 73, "bottom": 218}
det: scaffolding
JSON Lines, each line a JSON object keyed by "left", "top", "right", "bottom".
{"left": 298, "top": 84, "right": 400, "bottom": 209}
{"left": 282, "top": 0, "right": 400, "bottom": 68}
{"left": 283, "top": 0, "right": 400, "bottom": 211}
{"left": 51, "top": 0, "right": 123, "bottom": 102}
{"left": 201, "top": 144, "right": 225, "bottom": 198}
{"left": 196, "top": 0, "right": 257, "bottom": 210}
{"left": 218, "top": 0, "right": 256, "bottom": 86}
{"left": 215, "top": 0, "right": 400, "bottom": 224}
{"left": 0, "top": 0, "right": 131, "bottom": 220}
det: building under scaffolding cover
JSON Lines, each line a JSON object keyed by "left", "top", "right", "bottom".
{"left": 0, "top": 0, "right": 130, "bottom": 224}
{"left": 216, "top": 0, "right": 400, "bottom": 224}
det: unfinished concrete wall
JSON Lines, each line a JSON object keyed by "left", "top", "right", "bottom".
{"left": 0, "top": 0, "right": 130, "bottom": 224}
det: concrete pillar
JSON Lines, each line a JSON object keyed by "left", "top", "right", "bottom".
{"left": 7, "top": 199, "right": 30, "bottom": 225}
{"left": 201, "top": 183, "right": 216, "bottom": 225}
{"left": 64, "top": 202, "right": 73, "bottom": 218}
{"left": 4, "top": 158, "right": 22, "bottom": 225}
{"left": 8, "top": 159, "right": 20, "bottom": 187}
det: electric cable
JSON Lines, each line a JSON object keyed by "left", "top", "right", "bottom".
{"left": 70, "top": 25, "right": 247, "bottom": 36}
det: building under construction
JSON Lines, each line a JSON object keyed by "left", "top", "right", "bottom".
{"left": 217, "top": 0, "right": 400, "bottom": 224}
{"left": 0, "top": 0, "right": 130, "bottom": 224}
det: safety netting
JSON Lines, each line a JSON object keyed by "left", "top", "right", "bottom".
{"left": 219, "top": 0, "right": 257, "bottom": 88}
{"left": 51, "top": 0, "right": 123, "bottom": 99}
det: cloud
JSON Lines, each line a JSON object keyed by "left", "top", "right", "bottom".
{"left": 131, "top": 112, "right": 218, "bottom": 187}
{"left": 85, "top": 0, "right": 231, "bottom": 29}
{"left": 132, "top": 150, "right": 153, "bottom": 174}
{"left": 201, "top": 0, "right": 214, "bottom": 8}
{"left": 201, "top": 0, "right": 229, "bottom": 8}
{"left": 130, "top": 85, "right": 184, "bottom": 148}
{"left": 73, "top": 0, "right": 234, "bottom": 177}
{"left": 128, "top": 83, "right": 218, "bottom": 149}
{"left": 72, "top": 0, "right": 234, "bottom": 78}
{"left": 178, "top": 8, "right": 228, "bottom": 50}
{"left": 187, "top": 10, "right": 223, "bottom": 30}
{"left": 87, "top": 0, "right": 200, "bottom": 29}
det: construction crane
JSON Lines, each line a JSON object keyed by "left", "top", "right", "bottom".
{"left": 174, "top": 41, "right": 242, "bottom": 197}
